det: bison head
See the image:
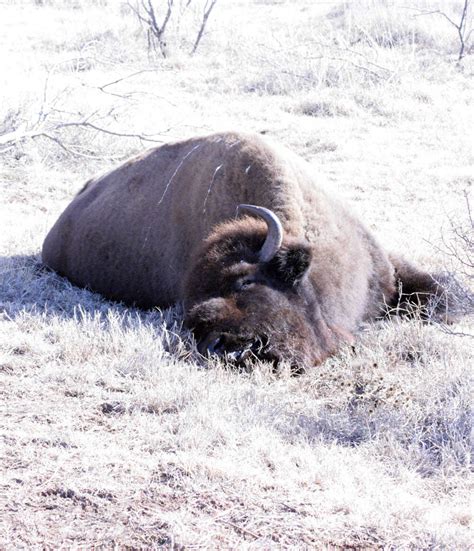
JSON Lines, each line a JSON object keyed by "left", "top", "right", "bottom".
{"left": 183, "top": 205, "right": 350, "bottom": 370}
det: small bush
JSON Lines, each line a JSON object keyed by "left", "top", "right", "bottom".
{"left": 297, "top": 99, "right": 353, "bottom": 118}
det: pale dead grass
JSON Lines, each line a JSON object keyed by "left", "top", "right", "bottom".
{"left": 1, "top": 0, "right": 473, "bottom": 548}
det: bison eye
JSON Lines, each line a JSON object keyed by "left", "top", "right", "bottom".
{"left": 235, "top": 277, "right": 256, "bottom": 291}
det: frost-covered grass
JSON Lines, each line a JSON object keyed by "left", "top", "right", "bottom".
{"left": 1, "top": 0, "right": 473, "bottom": 548}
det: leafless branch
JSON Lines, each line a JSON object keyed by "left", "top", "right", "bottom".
{"left": 126, "top": 0, "right": 148, "bottom": 26}
{"left": 93, "top": 70, "right": 177, "bottom": 106}
{"left": 217, "top": 518, "right": 259, "bottom": 539}
{"left": 55, "top": 121, "right": 165, "bottom": 142}
{"left": 440, "top": 192, "right": 473, "bottom": 275}
{"left": 128, "top": 0, "right": 174, "bottom": 58}
{"left": 423, "top": 192, "right": 474, "bottom": 323}
{"left": 38, "top": 133, "right": 105, "bottom": 159}
{"left": 255, "top": 38, "right": 393, "bottom": 77}
{"left": 0, "top": 110, "right": 168, "bottom": 159}
{"left": 36, "top": 70, "right": 51, "bottom": 126}
{"left": 406, "top": 0, "right": 472, "bottom": 61}
{"left": 127, "top": 0, "right": 218, "bottom": 57}
{"left": 0, "top": 122, "right": 165, "bottom": 148}
{"left": 191, "top": 0, "right": 218, "bottom": 55}
{"left": 434, "top": 322, "right": 474, "bottom": 338}
{"left": 0, "top": 129, "right": 43, "bottom": 147}
{"left": 98, "top": 69, "right": 157, "bottom": 91}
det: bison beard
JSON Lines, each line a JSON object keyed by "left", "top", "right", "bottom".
{"left": 41, "top": 131, "right": 445, "bottom": 370}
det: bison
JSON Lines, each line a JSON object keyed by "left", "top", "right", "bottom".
{"left": 42, "top": 131, "right": 442, "bottom": 368}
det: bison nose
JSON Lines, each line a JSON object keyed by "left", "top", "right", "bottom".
{"left": 205, "top": 335, "right": 226, "bottom": 356}
{"left": 197, "top": 333, "right": 227, "bottom": 357}
{"left": 197, "top": 333, "right": 253, "bottom": 363}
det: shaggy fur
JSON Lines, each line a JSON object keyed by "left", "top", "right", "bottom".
{"left": 42, "top": 131, "right": 440, "bottom": 367}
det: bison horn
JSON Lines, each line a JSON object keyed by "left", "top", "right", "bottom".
{"left": 237, "top": 204, "right": 284, "bottom": 262}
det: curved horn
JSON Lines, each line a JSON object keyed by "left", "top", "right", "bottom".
{"left": 237, "top": 204, "right": 284, "bottom": 262}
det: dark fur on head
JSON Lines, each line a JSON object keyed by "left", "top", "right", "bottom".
{"left": 183, "top": 217, "right": 350, "bottom": 369}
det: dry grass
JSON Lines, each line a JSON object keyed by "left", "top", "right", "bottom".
{"left": 1, "top": 0, "right": 473, "bottom": 548}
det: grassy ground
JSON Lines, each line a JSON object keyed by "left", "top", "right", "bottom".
{"left": 1, "top": 0, "right": 473, "bottom": 548}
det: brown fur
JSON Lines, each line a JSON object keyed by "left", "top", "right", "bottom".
{"left": 42, "top": 131, "right": 442, "bottom": 368}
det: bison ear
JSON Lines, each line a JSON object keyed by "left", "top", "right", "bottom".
{"left": 265, "top": 244, "right": 312, "bottom": 287}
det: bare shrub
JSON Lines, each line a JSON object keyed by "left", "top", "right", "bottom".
{"left": 0, "top": 71, "right": 175, "bottom": 160}
{"left": 128, "top": 0, "right": 219, "bottom": 57}
{"left": 410, "top": 0, "right": 473, "bottom": 61}
{"left": 437, "top": 193, "right": 474, "bottom": 319}
{"left": 296, "top": 98, "right": 353, "bottom": 118}
{"left": 190, "top": 0, "right": 218, "bottom": 55}
{"left": 328, "top": 1, "right": 438, "bottom": 50}
{"left": 128, "top": 0, "right": 174, "bottom": 58}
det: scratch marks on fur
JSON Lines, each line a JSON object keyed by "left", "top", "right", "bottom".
{"left": 141, "top": 143, "right": 202, "bottom": 251}
{"left": 157, "top": 143, "right": 202, "bottom": 206}
{"left": 202, "top": 164, "right": 223, "bottom": 214}
{"left": 202, "top": 139, "right": 241, "bottom": 215}
{"left": 141, "top": 138, "right": 242, "bottom": 251}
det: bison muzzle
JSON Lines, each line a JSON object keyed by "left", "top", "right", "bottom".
{"left": 42, "top": 131, "right": 443, "bottom": 369}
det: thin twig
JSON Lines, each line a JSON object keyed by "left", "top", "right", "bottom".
{"left": 38, "top": 133, "right": 117, "bottom": 159}
{"left": 191, "top": 0, "right": 218, "bottom": 55}
{"left": 133, "top": 0, "right": 174, "bottom": 58}
{"left": 92, "top": 70, "right": 177, "bottom": 106}
{"left": 217, "top": 518, "right": 260, "bottom": 539}
{"left": 54, "top": 121, "right": 165, "bottom": 142}
{"left": 404, "top": 1, "right": 472, "bottom": 61}
{"left": 0, "top": 119, "right": 166, "bottom": 155}
{"left": 98, "top": 69, "right": 158, "bottom": 91}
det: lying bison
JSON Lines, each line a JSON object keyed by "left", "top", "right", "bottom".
{"left": 42, "top": 131, "right": 442, "bottom": 368}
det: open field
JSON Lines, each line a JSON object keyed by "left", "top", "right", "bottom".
{"left": 1, "top": 0, "right": 473, "bottom": 548}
